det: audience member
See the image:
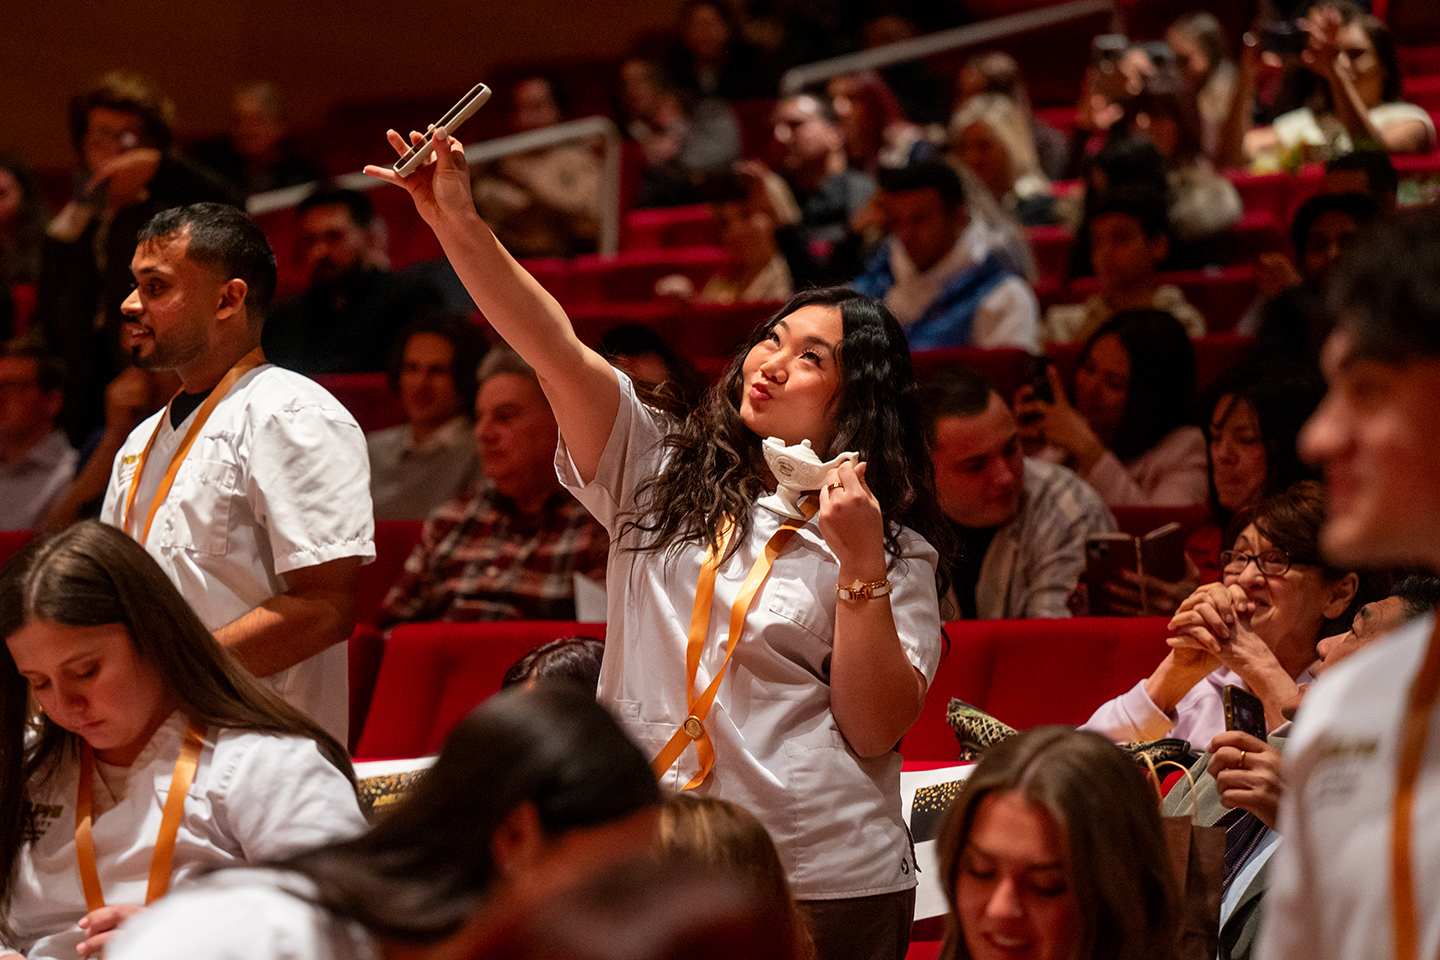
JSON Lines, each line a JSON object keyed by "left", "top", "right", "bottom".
{"left": 0, "top": 521, "right": 364, "bottom": 960}
{"left": 40, "top": 367, "right": 176, "bottom": 535}
{"left": 654, "top": 795, "right": 815, "bottom": 960}
{"left": 1161, "top": 576, "right": 1440, "bottom": 960}
{"left": 1045, "top": 183, "right": 1207, "bottom": 345}
{"left": 852, "top": 160, "right": 1039, "bottom": 351}
{"left": 367, "top": 314, "right": 487, "bottom": 522}
{"left": 1244, "top": 192, "right": 1379, "bottom": 366}
{"left": 936, "top": 726, "right": 1179, "bottom": 960}
{"left": 1229, "top": 3, "right": 1432, "bottom": 169}
{"left": 1259, "top": 207, "right": 1440, "bottom": 960}
{"left": 33, "top": 72, "right": 236, "bottom": 443}
{"left": 697, "top": 172, "right": 795, "bottom": 305}
{"left": 1321, "top": 147, "right": 1398, "bottom": 211}
{"left": 99, "top": 203, "right": 374, "bottom": 742}
{"left": 595, "top": 324, "right": 707, "bottom": 411}
{"left": 263, "top": 184, "right": 444, "bottom": 374}
{"left": 471, "top": 76, "right": 603, "bottom": 258}
{"left": 0, "top": 343, "right": 75, "bottom": 532}
{"left": 107, "top": 687, "right": 662, "bottom": 960}
{"left": 957, "top": 50, "right": 1070, "bottom": 181}
{"left": 1020, "top": 309, "right": 1208, "bottom": 508}
{"left": 619, "top": 58, "right": 741, "bottom": 209}
{"left": 949, "top": 93, "right": 1056, "bottom": 227}
{"left": 0, "top": 154, "right": 45, "bottom": 293}
{"left": 500, "top": 635, "right": 605, "bottom": 694}
{"left": 381, "top": 117, "right": 952, "bottom": 958}
{"left": 924, "top": 366, "right": 1115, "bottom": 620}
{"left": 828, "top": 70, "right": 936, "bottom": 174}
{"left": 1061, "top": 134, "right": 1170, "bottom": 274}
{"left": 190, "top": 82, "right": 323, "bottom": 197}
{"left": 665, "top": 0, "right": 778, "bottom": 101}
{"left": 380, "top": 347, "right": 609, "bottom": 625}
{"left": 1167, "top": 12, "right": 1238, "bottom": 146}
{"left": 1117, "top": 65, "right": 1243, "bottom": 259}
{"left": 1084, "top": 481, "right": 1364, "bottom": 748}
{"left": 769, "top": 92, "right": 875, "bottom": 279}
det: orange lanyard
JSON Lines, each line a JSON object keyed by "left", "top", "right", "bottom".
{"left": 1392, "top": 618, "right": 1440, "bottom": 960}
{"left": 74, "top": 720, "right": 207, "bottom": 911}
{"left": 120, "top": 348, "right": 266, "bottom": 545}
{"left": 651, "top": 500, "right": 817, "bottom": 789}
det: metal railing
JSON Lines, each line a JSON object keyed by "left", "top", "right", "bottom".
{"left": 778, "top": 0, "right": 1117, "bottom": 94}
{"left": 246, "top": 115, "right": 623, "bottom": 256}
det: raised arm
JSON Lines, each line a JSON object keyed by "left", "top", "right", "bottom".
{"left": 365, "top": 127, "right": 618, "bottom": 482}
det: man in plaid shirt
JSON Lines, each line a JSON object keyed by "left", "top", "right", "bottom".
{"left": 380, "top": 348, "right": 608, "bottom": 624}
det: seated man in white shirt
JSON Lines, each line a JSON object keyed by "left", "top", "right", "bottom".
{"left": 367, "top": 313, "right": 486, "bottom": 521}
{"left": 923, "top": 366, "right": 1114, "bottom": 619}
{"left": 852, "top": 159, "right": 1039, "bottom": 351}
{"left": 0, "top": 343, "right": 77, "bottom": 531}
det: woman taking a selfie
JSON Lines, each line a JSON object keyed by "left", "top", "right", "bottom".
{"left": 367, "top": 124, "right": 950, "bottom": 960}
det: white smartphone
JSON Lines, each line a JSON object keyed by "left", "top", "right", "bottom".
{"left": 391, "top": 82, "right": 492, "bottom": 176}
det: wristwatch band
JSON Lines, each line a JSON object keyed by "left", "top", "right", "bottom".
{"left": 837, "top": 578, "right": 893, "bottom": 601}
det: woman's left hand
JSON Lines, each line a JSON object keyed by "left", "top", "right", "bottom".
{"left": 818, "top": 460, "right": 887, "bottom": 582}
{"left": 77, "top": 904, "right": 145, "bottom": 958}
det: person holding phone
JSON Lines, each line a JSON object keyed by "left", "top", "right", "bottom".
{"left": 366, "top": 124, "right": 950, "bottom": 960}
{"left": 1082, "top": 481, "right": 1367, "bottom": 748}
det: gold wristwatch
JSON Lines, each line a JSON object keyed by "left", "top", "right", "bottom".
{"left": 837, "top": 577, "right": 893, "bottom": 601}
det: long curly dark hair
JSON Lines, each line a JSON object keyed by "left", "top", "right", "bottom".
{"left": 623, "top": 287, "right": 952, "bottom": 586}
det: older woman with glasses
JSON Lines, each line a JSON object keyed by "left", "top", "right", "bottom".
{"left": 1083, "top": 481, "right": 1365, "bottom": 748}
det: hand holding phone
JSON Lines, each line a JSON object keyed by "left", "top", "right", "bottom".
{"left": 392, "top": 83, "right": 492, "bottom": 176}
{"left": 1223, "top": 685, "right": 1268, "bottom": 740}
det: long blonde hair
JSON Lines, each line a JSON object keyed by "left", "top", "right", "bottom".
{"left": 949, "top": 93, "right": 1048, "bottom": 197}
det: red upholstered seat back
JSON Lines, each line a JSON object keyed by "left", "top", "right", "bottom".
{"left": 353, "top": 621, "right": 607, "bottom": 759}
{"left": 900, "top": 617, "right": 1172, "bottom": 762}
{"left": 355, "top": 520, "right": 424, "bottom": 627}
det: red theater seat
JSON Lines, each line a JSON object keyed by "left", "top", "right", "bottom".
{"left": 1111, "top": 504, "right": 1213, "bottom": 540}
{"left": 356, "top": 520, "right": 424, "bottom": 627}
{"left": 312, "top": 373, "right": 402, "bottom": 434}
{"left": 900, "top": 617, "right": 1172, "bottom": 763}
{"left": 564, "top": 248, "right": 728, "bottom": 303}
{"left": 0, "top": 530, "right": 35, "bottom": 566}
{"left": 909, "top": 347, "right": 1032, "bottom": 405}
{"left": 623, "top": 204, "right": 717, "bottom": 250}
{"left": 353, "top": 621, "right": 607, "bottom": 759}
{"left": 347, "top": 624, "right": 386, "bottom": 754}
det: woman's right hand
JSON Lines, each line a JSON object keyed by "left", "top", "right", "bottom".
{"left": 364, "top": 126, "right": 476, "bottom": 230}
{"left": 1168, "top": 581, "right": 1254, "bottom": 652}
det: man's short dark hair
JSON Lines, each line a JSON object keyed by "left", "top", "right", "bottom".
{"left": 1328, "top": 206, "right": 1440, "bottom": 363}
{"left": 1090, "top": 182, "right": 1170, "bottom": 240}
{"left": 137, "top": 203, "right": 278, "bottom": 326}
{"left": 1290, "top": 192, "right": 1380, "bottom": 258}
{"left": 1393, "top": 575, "right": 1440, "bottom": 622}
{"left": 298, "top": 184, "right": 374, "bottom": 228}
{"left": 1326, "top": 150, "right": 1399, "bottom": 202}
{"left": 0, "top": 341, "right": 65, "bottom": 396}
{"left": 386, "top": 311, "right": 490, "bottom": 415}
{"left": 68, "top": 71, "right": 176, "bottom": 154}
{"left": 919, "top": 367, "right": 996, "bottom": 434}
{"left": 877, "top": 160, "right": 966, "bottom": 209}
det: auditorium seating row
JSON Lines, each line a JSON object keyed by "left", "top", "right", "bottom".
{"left": 346, "top": 614, "right": 1173, "bottom": 760}
{"left": 314, "top": 330, "right": 1257, "bottom": 437}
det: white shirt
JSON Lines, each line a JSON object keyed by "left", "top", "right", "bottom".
{"left": 4, "top": 714, "right": 367, "bottom": 960}
{"left": 1259, "top": 614, "right": 1440, "bottom": 960}
{"left": 100, "top": 365, "right": 375, "bottom": 742}
{"left": 107, "top": 869, "right": 378, "bottom": 960}
{"left": 884, "top": 223, "right": 1040, "bottom": 352}
{"left": 558, "top": 373, "right": 943, "bottom": 900}
{"left": 1082, "top": 665, "right": 1307, "bottom": 749}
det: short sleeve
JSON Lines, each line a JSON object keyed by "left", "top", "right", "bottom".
{"left": 211, "top": 734, "right": 367, "bottom": 863}
{"left": 246, "top": 399, "right": 375, "bottom": 574}
{"left": 890, "top": 529, "right": 945, "bottom": 685}
{"left": 555, "top": 371, "right": 672, "bottom": 536}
